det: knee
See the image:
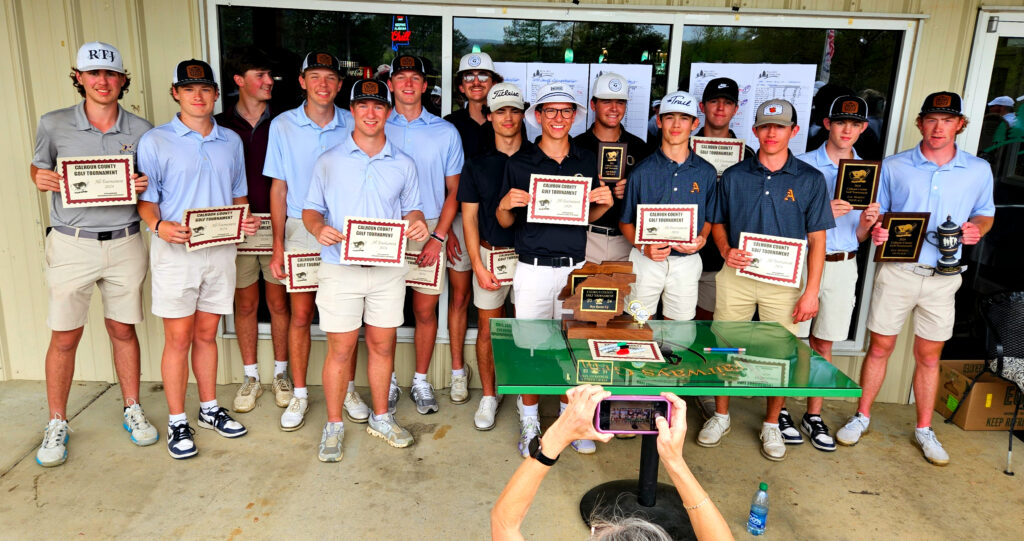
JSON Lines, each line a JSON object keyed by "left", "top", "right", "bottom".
{"left": 266, "top": 296, "right": 289, "bottom": 317}
{"left": 50, "top": 331, "right": 82, "bottom": 354}
{"left": 164, "top": 331, "right": 194, "bottom": 351}
{"left": 234, "top": 298, "right": 258, "bottom": 318}
{"left": 915, "top": 354, "right": 940, "bottom": 370}
{"left": 449, "top": 289, "right": 471, "bottom": 311}
{"left": 413, "top": 305, "right": 437, "bottom": 323}
{"left": 193, "top": 327, "right": 218, "bottom": 346}
{"left": 290, "top": 306, "right": 315, "bottom": 328}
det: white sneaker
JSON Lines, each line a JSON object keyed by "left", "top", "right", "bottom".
{"left": 123, "top": 403, "right": 159, "bottom": 446}
{"left": 571, "top": 439, "right": 597, "bottom": 454}
{"left": 836, "top": 413, "right": 870, "bottom": 446}
{"left": 913, "top": 428, "right": 950, "bottom": 466}
{"left": 344, "top": 391, "right": 370, "bottom": 423}
{"left": 272, "top": 373, "right": 292, "bottom": 407}
{"left": 474, "top": 395, "right": 501, "bottom": 431}
{"left": 233, "top": 376, "right": 263, "bottom": 413}
{"left": 387, "top": 379, "right": 402, "bottom": 415}
{"left": 760, "top": 424, "right": 787, "bottom": 461}
{"left": 697, "top": 415, "right": 731, "bottom": 447}
{"left": 450, "top": 364, "right": 473, "bottom": 404}
{"left": 517, "top": 415, "right": 540, "bottom": 458}
{"left": 36, "top": 418, "right": 70, "bottom": 467}
{"left": 410, "top": 380, "right": 439, "bottom": 414}
{"left": 280, "top": 396, "right": 309, "bottom": 431}
{"left": 318, "top": 423, "right": 344, "bottom": 462}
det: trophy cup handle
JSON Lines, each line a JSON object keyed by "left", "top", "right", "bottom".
{"left": 924, "top": 230, "right": 940, "bottom": 247}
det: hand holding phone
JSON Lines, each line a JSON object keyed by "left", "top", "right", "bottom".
{"left": 595, "top": 395, "right": 672, "bottom": 435}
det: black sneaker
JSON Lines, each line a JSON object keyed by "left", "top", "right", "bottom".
{"left": 197, "top": 406, "right": 247, "bottom": 438}
{"left": 801, "top": 414, "right": 836, "bottom": 452}
{"left": 167, "top": 422, "right": 198, "bottom": 459}
{"left": 777, "top": 408, "right": 804, "bottom": 445}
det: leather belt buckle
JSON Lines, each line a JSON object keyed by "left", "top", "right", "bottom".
{"left": 912, "top": 265, "right": 936, "bottom": 277}
{"left": 97, "top": 231, "right": 113, "bottom": 241}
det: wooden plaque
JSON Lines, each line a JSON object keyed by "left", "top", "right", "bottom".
{"left": 874, "top": 212, "right": 931, "bottom": 262}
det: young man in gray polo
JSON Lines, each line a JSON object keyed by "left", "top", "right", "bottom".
{"left": 31, "top": 42, "right": 158, "bottom": 467}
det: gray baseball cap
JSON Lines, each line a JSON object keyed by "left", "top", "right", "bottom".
{"left": 753, "top": 99, "right": 797, "bottom": 128}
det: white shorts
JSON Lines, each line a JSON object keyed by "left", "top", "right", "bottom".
{"left": 236, "top": 254, "right": 282, "bottom": 288}
{"left": 150, "top": 237, "right": 236, "bottom": 318}
{"left": 316, "top": 263, "right": 407, "bottom": 333}
{"left": 697, "top": 271, "right": 717, "bottom": 313}
{"left": 512, "top": 259, "right": 585, "bottom": 319}
{"left": 585, "top": 230, "right": 632, "bottom": 264}
{"left": 797, "top": 257, "right": 857, "bottom": 341}
{"left": 407, "top": 218, "right": 447, "bottom": 296}
{"left": 627, "top": 249, "right": 702, "bottom": 321}
{"left": 447, "top": 214, "right": 473, "bottom": 273}
{"left": 472, "top": 245, "right": 513, "bottom": 310}
{"left": 866, "top": 263, "right": 961, "bottom": 342}
{"left": 285, "top": 216, "right": 320, "bottom": 252}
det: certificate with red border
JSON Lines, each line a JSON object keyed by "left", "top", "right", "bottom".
{"left": 340, "top": 217, "right": 407, "bottom": 267}
{"left": 284, "top": 251, "right": 321, "bottom": 292}
{"left": 634, "top": 204, "right": 698, "bottom": 245}
{"left": 736, "top": 232, "right": 806, "bottom": 288}
{"left": 527, "top": 174, "right": 591, "bottom": 225}
{"left": 405, "top": 251, "right": 443, "bottom": 291}
{"left": 182, "top": 204, "right": 247, "bottom": 252}
{"left": 587, "top": 340, "right": 666, "bottom": 363}
{"left": 486, "top": 248, "right": 517, "bottom": 285}
{"left": 236, "top": 213, "right": 273, "bottom": 255}
{"left": 691, "top": 137, "right": 744, "bottom": 177}
{"left": 56, "top": 155, "right": 135, "bottom": 208}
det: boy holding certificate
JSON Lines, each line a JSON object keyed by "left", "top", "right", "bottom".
{"left": 302, "top": 79, "right": 428, "bottom": 461}
{"left": 31, "top": 42, "right": 157, "bottom": 467}
{"left": 264, "top": 52, "right": 358, "bottom": 432}
{"left": 137, "top": 59, "right": 260, "bottom": 459}
{"left": 700, "top": 99, "right": 834, "bottom": 461}
{"left": 619, "top": 91, "right": 718, "bottom": 321}
{"left": 496, "top": 82, "right": 614, "bottom": 456}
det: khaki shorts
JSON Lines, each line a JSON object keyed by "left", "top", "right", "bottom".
{"left": 285, "top": 216, "right": 320, "bottom": 252}
{"left": 697, "top": 271, "right": 717, "bottom": 312}
{"left": 447, "top": 214, "right": 473, "bottom": 272}
{"left": 316, "top": 263, "right": 407, "bottom": 333}
{"left": 866, "top": 263, "right": 961, "bottom": 342}
{"left": 513, "top": 259, "right": 584, "bottom": 319}
{"left": 45, "top": 229, "right": 148, "bottom": 331}
{"left": 715, "top": 265, "right": 801, "bottom": 334}
{"left": 585, "top": 230, "right": 632, "bottom": 264}
{"left": 627, "top": 249, "right": 702, "bottom": 321}
{"left": 236, "top": 254, "right": 283, "bottom": 288}
{"left": 150, "top": 237, "right": 236, "bottom": 318}
{"left": 407, "top": 218, "right": 447, "bottom": 295}
{"left": 797, "top": 257, "right": 857, "bottom": 341}
{"left": 473, "top": 245, "right": 513, "bottom": 310}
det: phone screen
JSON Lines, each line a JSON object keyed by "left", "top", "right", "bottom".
{"left": 597, "top": 399, "right": 669, "bottom": 434}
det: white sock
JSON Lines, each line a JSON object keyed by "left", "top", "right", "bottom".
{"left": 915, "top": 427, "right": 931, "bottom": 435}
{"left": 200, "top": 400, "right": 218, "bottom": 413}
{"left": 294, "top": 387, "right": 308, "bottom": 399}
{"left": 274, "top": 361, "right": 288, "bottom": 377}
{"left": 521, "top": 403, "right": 539, "bottom": 418}
{"left": 763, "top": 422, "right": 779, "bottom": 429}
{"left": 413, "top": 372, "right": 427, "bottom": 385}
{"left": 391, "top": 372, "right": 398, "bottom": 385}
{"left": 452, "top": 368, "right": 465, "bottom": 377}
{"left": 715, "top": 412, "right": 730, "bottom": 421}
{"left": 347, "top": 381, "right": 355, "bottom": 393}
{"left": 326, "top": 421, "right": 344, "bottom": 431}
{"left": 559, "top": 402, "right": 567, "bottom": 414}
{"left": 371, "top": 412, "right": 390, "bottom": 422}
{"left": 243, "top": 364, "right": 259, "bottom": 380}
{"left": 168, "top": 413, "right": 187, "bottom": 426}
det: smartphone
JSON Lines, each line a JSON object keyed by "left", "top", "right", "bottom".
{"left": 595, "top": 395, "right": 671, "bottom": 435}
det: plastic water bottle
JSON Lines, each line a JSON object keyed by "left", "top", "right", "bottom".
{"left": 746, "top": 482, "right": 769, "bottom": 535}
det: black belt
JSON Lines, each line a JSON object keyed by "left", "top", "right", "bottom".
{"left": 518, "top": 254, "right": 578, "bottom": 268}
{"left": 824, "top": 251, "right": 857, "bottom": 262}
{"left": 480, "top": 240, "right": 512, "bottom": 251}
{"left": 588, "top": 224, "right": 622, "bottom": 237}
{"left": 52, "top": 222, "right": 140, "bottom": 241}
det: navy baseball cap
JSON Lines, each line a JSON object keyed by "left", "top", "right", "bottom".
{"left": 390, "top": 55, "right": 426, "bottom": 77}
{"left": 828, "top": 95, "right": 868, "bottom": 121}
{"left": 920, "top": 91, "right": 963, "bottom": 116}
{"left": 302, "top": 52, "right": 342, "bottom": 75}
{"left": 350, "top": 79, "right": 391, "bottom": 105}
{"left": 173, "top": 59, "right": 217, "bottom": 89}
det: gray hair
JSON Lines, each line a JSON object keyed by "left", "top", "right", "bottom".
{"left": 588, "top": 517, "right": 673, "bottom": 541}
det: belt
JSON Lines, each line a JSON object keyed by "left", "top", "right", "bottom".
{"left": 824, "top": 251, "right": 857, "bottom": 262}
{"left": 519, "top": 254, "right": 578, "bottom": 268}
{"left": 52, "top": 222, "right": 140, "bottom": 241}
{"left": 587, "top": 224, "right": 622, "bottom": 237}
{"left": 479, "top": 240, "right": 511, "bottom": 251}
{"left": 894, "top": 262, "right": 938, "bottom": 277}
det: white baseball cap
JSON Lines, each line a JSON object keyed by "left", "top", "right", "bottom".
{"left": 458, "top": 52, "right": 496, "bottom": 74}
{"left": 988, "top": 96, "right": 1014, "bottom": 107}
{"left": 658, "top": 91, "right": 699, "bottom": 118}
{"left": 525, "top": 83, "right": 586, "bottom": 131}
{"left": 591, "top": 72, "right": 629, "bottom": 100}
{"left": 76, "top": 41, "right": 124, "bottom": 74}
{"left": 487, "top": 83, "right": 525, "bottom": 111}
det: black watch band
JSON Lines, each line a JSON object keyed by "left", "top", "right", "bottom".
{"left": 529, "top": 438, "right": 558, "bottom": 466}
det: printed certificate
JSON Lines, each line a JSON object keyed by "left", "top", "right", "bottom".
{"left": 576, "top": 360, "right": 614, "bottom": 385}
{"left": 236, "top": 213, "right": 273, "bottom": 255}
{"left": 736, "top": 232, "right": 806, "bottom": 288}
{"left": 587, "top": 340, "right": 665, "bottom": 363}
{"left": 284, "top": 251, "right": 321, "bottom": 292}
{"left": 57, "top": 155, "right": 135, "bottom": 208}
{"left": 527, "top": 174, "right": 591, "bottom": 225}
{"left": 405, "top": 251, "right": 443, "bottom": 292}
{"left": 691, "top": 136, "right": 744, "bottom": 177}
{"left": 340, "top": 217, "right": 407, "bottom": 267}
{"left": 724, "top": 354, "right": 790, "bottom": 387}
{"left": 486, "top": 248, "right": 517, "bottom": 285}
{"left": 634, "top": 204, "right": 698, "bottom": 245}
{"left": 182, "top": 204, "right": 248, "bottom": 252}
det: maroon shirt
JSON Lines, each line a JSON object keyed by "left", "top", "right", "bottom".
{"left": 215, "top": 105, "right": 276, "bottom": 213}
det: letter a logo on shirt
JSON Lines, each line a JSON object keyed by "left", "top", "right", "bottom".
{"left": 784, "top": 188, "right": 796, "bottom": 202}
{"left": 690, "top": 182, "right": 700, "bottom": 193}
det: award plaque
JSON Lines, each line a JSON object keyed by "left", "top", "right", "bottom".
{"left": 485, "top": 248, "right": 517, "bottom": 285}
{"left": 340, "top": 217, "right": 407, "bottom": 267}
{"left": 527, "top": 174, "right": 591, "bottom": 225}
{"left": 874, "top": 212, "right": 930, "bottom": 263}
{"left": 597, "top": 142, "right": 628, "bottom": 182}
{"left": 57, "top": 155, "right": 136, "bottom": 208}
{"left": 634, "top": 204, "right": 698, "bottom": 245}
{"left": 580, "top": 287, "right": 620, "bottom": 312}
{"left": 284, "top": 251, "right": 321, "bottom": 292}
{"left": 737, "top": 232, "right": 806, "bottom": 288}
{"left": 236, "top": 213, "right": 273, "bottom": 255}
{"left": 835, "top": 159, "right": 881, "bottom": 209}
{"left": 182, "top": 204, "right": 248, "bottom": 252}
{"left": 576, "top": 360, "right": 614, "bottom": 385}
{"left": 404, "top": 251, "right": 443, "bottom": 292}
{"left": 691, "top": 136, "right": 745, "bottom": 177}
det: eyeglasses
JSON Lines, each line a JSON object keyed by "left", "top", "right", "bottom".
{"left": 462, "top": 73, "right": 491, "bottom": 83}
{"left": 541, "top": 107, "right": 576, "bottom": 119}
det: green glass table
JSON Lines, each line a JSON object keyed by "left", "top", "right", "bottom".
{"left": 491, "top": 318, "right": 862, "bottom": 540}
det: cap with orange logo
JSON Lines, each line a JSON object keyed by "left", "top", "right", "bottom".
{"left": 302, "top": 51, "right": 343, "bottom": 75}
{"left": 827, "top": 95, "right": 868, "bottom": 122}
{"left": 920, "top": 91, "right": 963, "bottom": 116}
{"left": 173, "top": 59, "right": 217, "bottom": 89}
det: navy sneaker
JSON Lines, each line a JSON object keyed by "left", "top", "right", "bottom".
{"left": 777, "top": 408, "right": 804, "bottom": 445}
{"left": 167, "top": 422, "right": 198, "bottom": 459}
{"left": 801, "top": 414, "right": 837, "bottom": 452}
{"left": 197, "top": 406, "right": 247, "bottom": 438}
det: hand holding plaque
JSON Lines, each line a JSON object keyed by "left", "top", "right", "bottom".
{"left": 873, "top": 212, "right": 930, "bottom": 263}
{"left": 597, "top": 142, "right": 627, "bottom": 182}
{"left": 835, "top": 160, "right": 881, "bottom": 209}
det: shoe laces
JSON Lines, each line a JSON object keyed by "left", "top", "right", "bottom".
{"left": 705, "top": 415, "right": 729, "bottom": 431}
{"left": 847, "top": 414, "right": 869, "bottom": 431}
{"left": 521, "top": 416, "right": 540, "bottom": 438}
{"left": 778, "top": 409, "right": 795, "bottom": 429}
{"left": 43, "top": 418, "right": 70, "bottom": 448}
{"left": 805, "top": 415, "right": 828, "bottom": 434}
{"left": 346, "top": 392, "right": 366, "bottom": 407}
{"left": 762, "top": 426, "right": 783, "bottom": 444}
{"left": 286, "top": 397, "right": 306, "bottom": 413}
{"left": 275, "top": 375, "right": 292, "bottom": 392}
{"left": 170, "top": 422, "right": 195, "bottom": 442}
{"left": 240, "top": 377, "right": 258, "bottom": 395}
{"left": 918, "top": 428, "right": 942, "bottom": 448}
{"left": 388, "top": 383, "right": 400, "bottom": 402}
{"left": 479, "top": 396, "right": 498, "bottom": 408}
{"left": 323, "top": 424, "right": 344, "bottom": 443}
{"left": 412, "top": 381, "right": 435, "bottom": 399}
{"left": 125, "top": 404, "right": 151, "bottom": 431}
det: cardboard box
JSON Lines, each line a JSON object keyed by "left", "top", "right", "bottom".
{"left": 934, "top": 360, "right": 1022, "bottom": 431}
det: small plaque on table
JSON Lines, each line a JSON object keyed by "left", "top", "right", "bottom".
{"left": 835, "top": 159, "right": 881, "bottom": 209}
{"left": 182, "top": 204, "right": 248, "bottom": 252}
{"left": 527, "top": 174, "right": 592, "bottom": 225}
{"left": 874, "top": 212, "right": 930, "bottom": 263}
{"left": 56, "top": 155, "right": 136, "bottom": 208}
{"left": 597, "top": 142, "right": 628, "bottom": 182}
{"left": 580, "top": 287, "right": 620, "bottom": 313}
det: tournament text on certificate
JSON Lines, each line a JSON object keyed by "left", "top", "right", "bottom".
{"left": 237, "top": 213, "right": 273, "bottom": 255}
{"left": 634, "top": 204, "right": 698, "bottom": 245}
{"left": 527, "top": 174, "right": 591, "bottom": 225}
{"left": 736, "top": 232, "right": 806, "bottom": 288}
{"left": 486, "top": 248, "right": 517, "bottom": 285}
{"left": 340, "top": 217, "right": 407, "bottom": 267}
{"left": 285, "top": 251, "right": 321, "bottom": 292}
{"left": 57, "top": 155, "right": 136, "bottom": 208}
{"left": 182, "top": 204, "right": 248, "bottom": 252}
{"left": 691, "top": 137, "right": 744, "bottom": 177}
{"left": 405, "top": 251, "right": 443, "bottom": 292}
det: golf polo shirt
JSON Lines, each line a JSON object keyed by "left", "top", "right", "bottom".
{"left": 138, "top": 115, "right": 247, "bottom": 221}
{"left": 797, "top": 143, "right": 863, "bottom": 253}
{"left": 456, "top": 141, "right": 531, "bottom": 248}
{"left": 877, "top": 145, "right": 995, "bottom": 265}
{"left": 574, "top": 127, "right": 652, "bottom": 231}
{"left": 715, "top": 152, "right": 835, "bottom": 248}
{"left": 215, "top": 105, "right": 276, "bottom": 213}
{"left": 385, "top": 108, "right": 464, "bottom": 221}
{"left": 304, "top": 134, "right": 422, "bottom": 265}
{"left": 263, "top": 102, "right": 354, "bottom": 218}
{"left": 499, "top": 140, "right": 599, "bottom": 261}
{"left": 445, "top": 108, "right": 494, "bottom": 160}
{"left": 33, "top": 101, "right": 152, "bottom": 231}
{"left": 620, "top": 148, "right": 719, "bottom": 257}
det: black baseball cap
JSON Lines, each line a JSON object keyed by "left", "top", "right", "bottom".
{"left": 828, "top": 95, "right": 868, "bottom": 121}
{"left": 920, "top": 91, "right": 963, "bottom": 116}
{"left": 302, "top": 51, "right": 342, "bottom": 75}
{"left": 390, "top": 55, "right": 426, "bottom": 77}
{"left": 702, "top": 77, "right": 739, "bottom": 103}
{"left": 350, "top": 79, "right": 391, "bottom": 105}
{"left": 173, "top": 59, "right": 217, "bottom": 89}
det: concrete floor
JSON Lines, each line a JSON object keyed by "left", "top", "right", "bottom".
{"left": 0, "top": 381, "right": 1022, "bottom": 540}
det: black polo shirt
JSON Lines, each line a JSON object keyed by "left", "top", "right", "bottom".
{"left": 444, "top": 108, "right": 493, "bottom": 159}
{"left": 215, "top": 105, "right": 276, "bottom": 213}
{"left": 457, "top": 141, "right": 531, "bottom": 248}
{"left": 499, "top": 139, "right": 600, "bottom": 260}
{"left": 574, "top": 126, "right": 653, "bottom": 229}
{"left": 693, "top": 127, "right": 755, "bottom": 272}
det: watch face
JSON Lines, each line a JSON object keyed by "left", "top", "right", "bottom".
{"left": 528, "top": 434, "right": 541, "bottom": 457}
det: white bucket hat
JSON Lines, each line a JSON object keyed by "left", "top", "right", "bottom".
{"left": 525, "top": 82, "right": 586, "bottom": 131}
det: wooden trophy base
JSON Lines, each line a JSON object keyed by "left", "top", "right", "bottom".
{"left": 564, "top": 316, "right": 654, "bottom": 341}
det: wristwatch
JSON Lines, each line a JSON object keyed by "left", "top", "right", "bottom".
{"left": 528, "top": 437, "right": 558, "bottom": 466}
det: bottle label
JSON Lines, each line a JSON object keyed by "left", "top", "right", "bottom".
{"left": 748, "top": 511, "right": 766, "bottom": 529}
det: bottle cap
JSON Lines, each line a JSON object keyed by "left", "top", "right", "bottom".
{"left": 759, "top": 482, "right": 768, "bottom": 490}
